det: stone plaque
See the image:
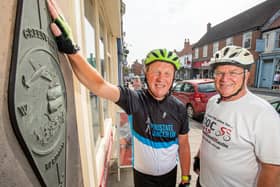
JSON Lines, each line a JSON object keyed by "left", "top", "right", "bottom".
{"left": 8, "top": 0, "right": 67, "bottom": 186}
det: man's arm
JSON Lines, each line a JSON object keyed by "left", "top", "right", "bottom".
{"left": 67, "top": 53, "right": 120, "bottom": 102}
{"left": 178, "top": 134, "right": 191, "bottom": 184}
{"left": 48, "top": 0, "right": 120, "bottom": 102}
{"left": 257, "top": 162, "right": 280, "bottom": 187}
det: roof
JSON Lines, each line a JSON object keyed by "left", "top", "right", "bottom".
{"left": 193, "top": 0, "right": 280, "bottom": 48}
{"left": 176, "top": 39, "right": 192, "bottom": 57}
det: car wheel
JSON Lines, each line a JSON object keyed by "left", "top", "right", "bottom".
{"left": 186, "top": 104, "right": 194, "bottom": 119}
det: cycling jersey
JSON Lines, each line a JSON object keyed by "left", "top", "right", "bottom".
{"left": 116, "top": 86, "right": 189, "bottom": 176}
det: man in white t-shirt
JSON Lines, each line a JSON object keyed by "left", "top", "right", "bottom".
{"left": 194, "top": 46, "right": 280, "bottom": 187}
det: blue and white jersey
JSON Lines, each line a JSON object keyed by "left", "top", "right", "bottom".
{"left": 116, "top": 86, "right": 189, "bottom": 176}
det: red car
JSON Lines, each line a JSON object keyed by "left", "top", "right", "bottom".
{"left": 172, "top": 79, "right": 217, "bottom": 119}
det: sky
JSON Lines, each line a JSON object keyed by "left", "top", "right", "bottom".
{"left": 122, "top": 0, "right": 266, "bottom": 63}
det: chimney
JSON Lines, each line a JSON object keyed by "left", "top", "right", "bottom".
{"left": 207, "top": 22, "right": 211, "bottom": 32}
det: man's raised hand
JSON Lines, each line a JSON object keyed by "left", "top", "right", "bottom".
{"left": 47, "top": 0, "right": 80, "bottom": 54}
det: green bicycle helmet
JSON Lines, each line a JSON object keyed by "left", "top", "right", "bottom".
{"left": 144, "top": 49, "right": 181, "bottom": 70}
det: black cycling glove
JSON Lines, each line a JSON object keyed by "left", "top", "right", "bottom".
{"left": 193, "top": 156, "right": 200, "bottom": 172}
{"left": 53, "top": 16, "right": 80, "bottom": 54}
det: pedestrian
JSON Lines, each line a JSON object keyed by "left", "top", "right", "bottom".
{"left": 193, "top": 45, "right": 280, "bottom": 187}
{"left": 47, "top": 1, "right": 192, "bottom": 186}
{"left": 273, "top": 71, "right": 280, "bottom": 84}
{"left": 132, "top": 75, "right": 142, "bottom": 90}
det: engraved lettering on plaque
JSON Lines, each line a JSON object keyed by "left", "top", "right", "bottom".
{"left": 8, "top": 1, "right": 67, "bottom": 186}
{"left": 17, "top": 104, "right": 29, "bottom": 116}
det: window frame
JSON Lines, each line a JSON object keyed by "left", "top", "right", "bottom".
{"left": 84, "top": 2, "right": 101, "bottom": 145}
{"left": 203, "top": 45, "right": 208, "bottom": 57}
{"left": 242, "top": 31, "right": 252, "bottom": 49}
{"left": 274, "top": 31, "right": 280, "bottom": 49}
{"left": 213, "top": 42, "right": 219, "bottom": 54}
{"left": 226, "top": 37, "right": 233, "bottom": 46}
{"left": 194, "top": 48, "right": 199, "bottom": 59}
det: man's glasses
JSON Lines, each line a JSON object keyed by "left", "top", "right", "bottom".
{"left": 213, "top": 71, "right": 244, "bottom": 78}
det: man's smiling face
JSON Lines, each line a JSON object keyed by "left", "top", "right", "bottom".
{"left": 145, "top": 61, "right": 175, "bottom": 100}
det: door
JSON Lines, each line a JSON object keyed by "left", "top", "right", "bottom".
{"left": 260, "top": 60, "right": 273, "bottom": 88}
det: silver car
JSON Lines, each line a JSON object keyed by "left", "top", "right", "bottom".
{"left": 269, "top": 98, "right": 280, "bottom": 116}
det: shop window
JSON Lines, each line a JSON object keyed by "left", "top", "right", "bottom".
{"left": 99, "top": 18, "right": 109, "bottom": 119}
{"left": 84, "top": 5, "right": 100, "bottom": 144}
{"left": 276, "top": 59, "right": 280, "bottom": 72}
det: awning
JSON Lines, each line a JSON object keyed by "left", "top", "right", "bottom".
{"left": 192, "top": 61, "right": 202, "bottom": 68}
{"left": 192, "top": 61, "right": 211, "bottom": 69}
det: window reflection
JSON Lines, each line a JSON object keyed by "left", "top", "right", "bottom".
{"left": 84, "top": 16, "right": 100, "bottom": 143}
{"left": 99, "top": 28, "right": 109, "bottom": 118}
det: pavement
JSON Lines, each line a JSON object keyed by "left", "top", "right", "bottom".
{"left": 107, "top": 119, "right": 203, "bottom": 187}
{"left": 248, "top": 86, "right": 280, "bottom": 96}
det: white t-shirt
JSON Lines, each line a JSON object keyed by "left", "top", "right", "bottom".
{"left": 200, "top": 92, "right": 280, "bottom": 187}
{"left": 274, "top": 73, "right": 280, "bottom": 82}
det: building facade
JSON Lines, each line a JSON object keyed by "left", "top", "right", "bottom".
{"left": 257, "top": 12, "right": 280, "bottom": 89}
{"left": 0, "top": 0, "right": 123, "bottom": 186}
{"left": 176, "top": 39, "right": 192, "bottom": 80}
{"left": 192, "top": 0, "right": 280, "bottom": 87}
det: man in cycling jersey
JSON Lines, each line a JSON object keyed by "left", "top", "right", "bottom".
{"left": 193, "top": 46, "right": 280, "bottom": 187}
{"left": 47, "top": 1, "right": 191, "bottom": 186}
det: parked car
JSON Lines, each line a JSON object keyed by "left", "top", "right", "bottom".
{"left": 172, "top": 79, "right": 217, "bottom": 119}
{"left": 268, "top": 97, "right": 280, "bottom": 116}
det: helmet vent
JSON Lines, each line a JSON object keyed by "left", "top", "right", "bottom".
{"left": 244, "top": 52, "right": 250, "bottom": 56}
{"left": 215, "top": 53, "right": 219, "bottom": 58}
{"left": 223, "top": 47, "right": 230, "bottom": 56}
{"left": 151, "top": 52, "right": 159, "bottom": 58}
{"left": 159, "top": 49, "right": 165, "bottom": 57}
{"left": 167, "top": 51, "right": 173, "bottom": 58}
{"left": 172, "top": 57, "right": 179, "bottom": 61}
{"left": 229, "top": 52, "right": 238, "bottom": 58}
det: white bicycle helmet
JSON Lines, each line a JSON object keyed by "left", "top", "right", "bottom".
{"left": 210, "top": 45, "right": 254, "bottom": 69}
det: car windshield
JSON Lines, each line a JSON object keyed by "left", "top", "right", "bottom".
{"left": 198, "top": 82, "right": 216, "bottom": 93}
